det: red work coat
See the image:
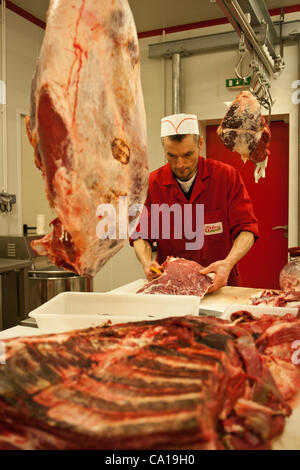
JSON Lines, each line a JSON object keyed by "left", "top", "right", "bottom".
{"left": 130, "top": 157, "right": 259, "bottom": 286}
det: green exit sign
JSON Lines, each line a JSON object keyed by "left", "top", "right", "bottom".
{"left": 226, "top": 77, "right": 251, "bottom": 88}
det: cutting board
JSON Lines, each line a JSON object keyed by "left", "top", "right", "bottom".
{"left": 109, "top": 281, "right": 263, "bottom": 312}
{"left": 199, "top": 286, "right": 264, "bottom": 312}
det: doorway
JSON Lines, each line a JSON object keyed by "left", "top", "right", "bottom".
{"left": 206, "top": 121, "right": 289, "bottom": 289}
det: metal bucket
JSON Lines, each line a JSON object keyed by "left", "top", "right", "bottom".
{"left": 28, "top": 269, "right": 93, "bottom": 312}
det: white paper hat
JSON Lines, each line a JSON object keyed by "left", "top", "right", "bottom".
{"left": 161, "top": 113, "right": 199, "bottom": 137}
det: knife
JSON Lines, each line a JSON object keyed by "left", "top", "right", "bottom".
{"left": 198, "top": 308, "right": 222, "bottom": 317}
{"left": 150, "top": 267, "right": 163, "bottom": 275}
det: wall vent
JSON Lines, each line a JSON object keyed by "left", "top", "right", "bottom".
{"left": 7, "top": 243, "right": 16, "bottom": 258}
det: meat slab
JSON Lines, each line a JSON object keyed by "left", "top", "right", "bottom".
{"left": 137, "top": 257, "right": 213, "bottom": 297}
{"left": 26, "top": 0, "right": 149, "bottom": 277}
{"left": 227, "top": 310, "right": 300, "bottom": 403}
{"left": 1, "top": 314, "right": 299, "bottom": 450}
{"left": 217, "top": 91, "right": 271, "bottom": 166}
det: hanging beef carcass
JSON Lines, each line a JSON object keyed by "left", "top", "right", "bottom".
{"left": 26, "top": 0, "right": 149, "bottom": 277}
{"left": 217, "top": 91, "right": 271, "bottom": 183}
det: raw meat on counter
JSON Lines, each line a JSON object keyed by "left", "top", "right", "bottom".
{"left": 227, "top": 310, "right": 300, "bottom": 402}
{"left": 26, "top": 0, "right": 148, "bottom": 277}
{"left": 250, "top": 258, "right": 300, "bottom": 308}
{"left": 0, "top": 313, "right": 300, "bottom": 450}
{"left": 251, "top": 289, "right": 300, "bottom": 308}
{"left": 217, "top": 91, "right": 271, "bottom": 182}
{"left": 137, "top": 257, "right": 213, "bottom": 297}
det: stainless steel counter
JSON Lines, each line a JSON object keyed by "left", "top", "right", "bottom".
{"left": 0, "top": 259, "right": 31, "bottom": 330}
{"left": 0, "top": 258, "right": 31, "bottom": 273}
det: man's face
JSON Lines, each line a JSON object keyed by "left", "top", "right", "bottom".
{"left": 163, "top": 135, "right": 202, "bottom": 181}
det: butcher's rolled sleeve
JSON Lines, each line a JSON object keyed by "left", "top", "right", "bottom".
{"left": 228, "top": 168, "right": 260, "bottom": 241}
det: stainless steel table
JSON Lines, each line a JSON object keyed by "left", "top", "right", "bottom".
{"left": 0, "top": 259, "right": 31, "bottom": 331}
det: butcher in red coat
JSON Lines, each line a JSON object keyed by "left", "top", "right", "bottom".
{"left": 129, "top": 113, "right": 259, "bottom": 292}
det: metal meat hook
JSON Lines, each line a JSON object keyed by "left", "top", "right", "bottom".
{"left": 235, "top": 33, "right": 252, "bottom": 81}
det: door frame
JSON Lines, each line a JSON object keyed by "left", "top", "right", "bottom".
{"left": 200, "top": 111, "right": 298, "bottom": 251}
{"left": 16, "top": 108, "right": 29, "bottom": 235}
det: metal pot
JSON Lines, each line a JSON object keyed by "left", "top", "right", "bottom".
{"left": 28, "top": 269, "right": 93, "bottom": 312}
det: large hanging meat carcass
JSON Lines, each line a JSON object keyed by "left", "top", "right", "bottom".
{"left": 26, "top": 0, "right": 149, "bottom": 277}
{"left": 217, "top": 91, "right": 271, "bottom": 183}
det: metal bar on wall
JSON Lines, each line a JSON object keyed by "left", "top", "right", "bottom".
{"left": 1, "top": 0, "right": 7, "bottom": 192}
{"left": 172, "top": 53, "right": 181, "bottom": 114}
{"left": 149, "top": 20, "right": 300, "bottom": 59}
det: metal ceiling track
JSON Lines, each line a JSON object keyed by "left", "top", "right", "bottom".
{"left": 149, "top": 2, "right": 298, "bottom": 114}
{"left": 215, "top": 0, "right": 284, "bottom": 76}
{"left": 148, "top": 20, "right": 299, "bottom": 60}
{"left": 149, "top": 1, "right": 285, "bottom": 77}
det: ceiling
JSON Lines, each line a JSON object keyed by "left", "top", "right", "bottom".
{"left": 9, "top": 0, "right": 300, "bottom": 32}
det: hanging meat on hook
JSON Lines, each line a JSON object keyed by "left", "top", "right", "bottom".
{"left": 217, "top": 91, "right": 271, "bottom": 183}
{"left": 26, "top": 0, "right": 149, "bottom": 277}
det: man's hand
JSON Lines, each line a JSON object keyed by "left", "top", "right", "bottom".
{"left": 132, "top": 239, "right": 164, "bottom": 281}
{"left": 142, "top": 260, "right": 164, "bottom": 281}
{"left": 200, "top": 260, "right": 233, "bottom": 293}
{"left": 200, "top": 231, "right": 255, "bottom": 293}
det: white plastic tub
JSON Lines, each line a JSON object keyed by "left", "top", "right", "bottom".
{"left": 221, "top": 303, "right": 298, "bottom": 321}
{"left": 29, "top": 292, "right": 200, "bottom": 334}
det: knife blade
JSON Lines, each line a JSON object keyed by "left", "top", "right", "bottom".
{"left": 198, "top": 308, "right": 222, "bottom": 317}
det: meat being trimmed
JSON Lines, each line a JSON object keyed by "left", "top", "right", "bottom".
{"left": 217, "top": 91, "right": 271, "bottom": 182}
{"left": 137, "top": 257, "right": 213, "bottom": 297}
{"left": 26, "top": 0, "right": 149, "bottom": 277}
{"left": 1, "top": 314, "right": 299, "bottom": 450}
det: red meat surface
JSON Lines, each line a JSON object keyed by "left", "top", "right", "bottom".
{"left": 137, "top": 257, "right": 213, "bottom": 297}
{"left": 1, "top": 314, "right": 300, "bottom": 450}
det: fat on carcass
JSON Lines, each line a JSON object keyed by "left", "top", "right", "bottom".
{"left": 26, "top": 0, "right": 149, "bottom": 277}
{"left": 217, "top": 91, "right": 271, "bottom": 183}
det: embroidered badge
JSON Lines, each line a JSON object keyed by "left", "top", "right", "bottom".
{"left": 205, "top": 222, "right": 223, "bottom": 235}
